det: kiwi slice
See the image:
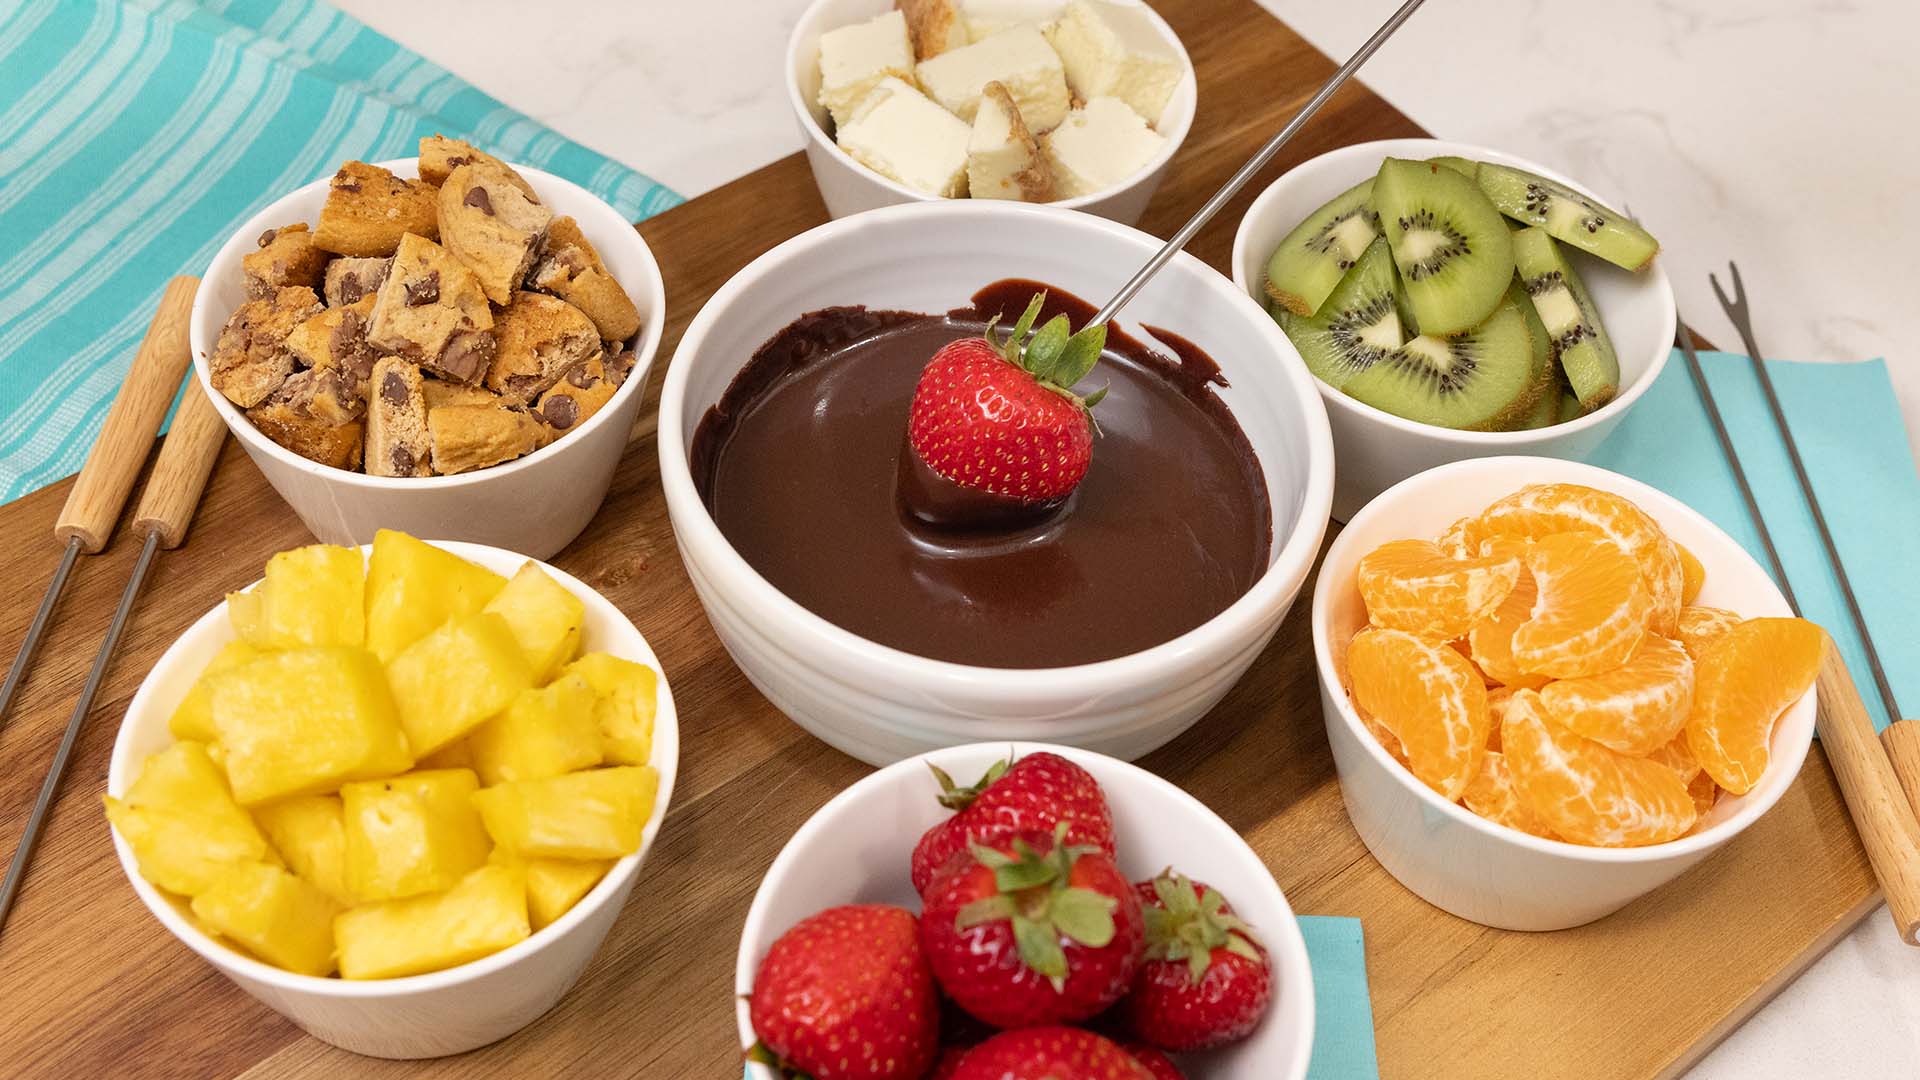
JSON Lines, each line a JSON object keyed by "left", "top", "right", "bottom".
{"left": 1516, "top": 381, "right": 1561, "bottom": 429}
{"left": 1502, "top": 278, "right": 1555, "bottom": 429}
{"left": 1374, "top": 158, "right": 1514, "bottom": 336}
{"left": 1512, "top": 226, "right": 1620, "bottom": 411}
{"left": 1556, "top": 390, "right": 1584, "bottom": 424}
{"left": 1341, "top": 291, "right": 1538, "bottom": 431}
{"left": 1271, "top": 237, "right": 1401, "bottom": 390}
{"left": 1264, "top": 178, "right": 1379, "bottom": 317}
{"left": 1477, "top": 162, "right": 1659, "bottom": 271}
{"left": 1426, "top": 155, "right": 1481, "bottom": 180}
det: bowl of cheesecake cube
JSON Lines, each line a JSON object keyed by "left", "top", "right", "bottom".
{"left": 788, "top": 0, "right": 1196, "bottom": 224}
{"left": 104, "top": 531, "right": 676, "bottom": 1059}
{"left": 189, "top": 137, "right": 668, "bottom": 559}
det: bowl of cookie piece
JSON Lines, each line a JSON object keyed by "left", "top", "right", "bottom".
{"left": 190, "top": 137, "right": 667, "bottom": 560}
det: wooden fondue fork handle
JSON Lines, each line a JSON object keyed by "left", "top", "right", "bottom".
{"left": 132, "top": 368, "right": 227, "bottom": 549}
{"left": 1816, "top": 647, "right": 1920, "bottom": 945}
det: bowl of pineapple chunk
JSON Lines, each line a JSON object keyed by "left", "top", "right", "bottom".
{"left": 104, "top": 531, "right": 677, "bottom": 1059}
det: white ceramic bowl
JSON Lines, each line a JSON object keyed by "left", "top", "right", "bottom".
{"left": 1231, "top": 138, "right": 1678, "bottom": 522}
{"left": 736, "top": 742, "right": 1315, "bottom": 1078}
{"left": 786, "top": 0, "right": 1196, "bottom": 225}
{"left": 189, "top": 158, "right": 668, "bottom": 560}
{"left": 106, "top": 541, "right": 680, "bottom": 1059}
{"left": 1312, "top": 457, "right": 1814, "bottom": 931}
{"left": 657, "top": 199, "right": 1333, "bottom": 766}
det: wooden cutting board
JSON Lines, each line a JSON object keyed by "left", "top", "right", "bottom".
{"left": 0, "top": 1, "right": 1880, "bottom": 1077}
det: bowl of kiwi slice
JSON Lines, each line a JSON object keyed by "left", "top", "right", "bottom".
{"left": 1231, "top": 139, "right": 1675, "bottom": 520}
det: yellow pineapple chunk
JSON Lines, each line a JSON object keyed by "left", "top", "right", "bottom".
{"left": 364, "top": 530, "right": 508, "bottom": 662}
{"left": 167, "top": 639, "right": 262, "bottom": 743}
{"left": 562, "top": 653, "right": 658, "bottom": 766}
{"left": 211, "top": 647, "right": 413, "bottom": 805}
{"left": 227, "top": 545, "right": 365, "bottom": 649}
{"left": 253, "top": 794, "right": 353, "bottom": 906}
{"left": 335, "top": 863, "right": 530, "bottom": 979}
{"left": 471, "top": 766, "right": 658, "bottom": 860}
{"left": 191, "top": 862, "right": 340, "bottom": 976}
{"left": 103, "top": 742, "right": 273, "bottom": 896}
{"left": 482, "top": 563, "right": 586, "bottom": 682}
{"left": 417, "top": 738, "right": 475, "bottom": 771}
{"left": 385, "top": 613, "right": 532, "bottom": 756}
{"left": 525, "top": 857, "right": 611, "bottom": 930}
{"left": 468, "top": 675, "right": 603, "bottom": 785}
{"left": 341, "top": 769, "right": 492, "bottom": 902}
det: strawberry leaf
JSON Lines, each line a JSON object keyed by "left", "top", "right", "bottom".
{"left": 956, "top": 894, "right": 1017, "bottom": 929}
{"left": 1082, "top": 384, "right": 1109, "bottom": 410}
{"left": 1007, "top": 292, "right": 1047, "bottom": 355}
{"left": 1013, "top": 913, "right": 1068, "bottom": 979}
{"left": 1022, "top": 315, "right": 1071, "bottom": 380}
{"left": 1050, "top": 887, "right": 1119, "bottom": 948}
{"left": 1053, "top": 324, "right": 1107, "bottom": 387}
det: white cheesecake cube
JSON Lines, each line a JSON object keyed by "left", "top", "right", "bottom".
{"left": 899, "top": 0, "right": 970, "bottom": 59}
{"left": 968, "top": 82, "right": 1054, "bottom": 201}
{"left": 1043, "top": 96, "right": 1166, "bottom": 198}
{"left": 817, "top": 10, "right": 917, "bottom": 129}
{"left": 915, "top": 24, "right": 1070, "bottom": 131}
{"left": 961, "top": 0, "right": 1066, "bottom": 41}
{"left": 1045, "top": 0, "right": 1183, "bottom": 124}
{"left": 836, "top": 77, "right": 972, "bottom": 197}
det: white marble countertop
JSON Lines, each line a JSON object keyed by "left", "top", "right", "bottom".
{"left": 330, "top": 0, "right": 1918, "bottom": 1074}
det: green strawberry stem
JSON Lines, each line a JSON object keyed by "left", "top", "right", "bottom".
{"left": 928, "top": 756, "right": 1012, "bottom": 812}
{"left": 746, "top": 1040, "right": 815, "bottom": 1080}
{"left": 987, "top": 291, "right": 1108, "bottom": 411}
{"left": 1144, "top": 870, "right": 1262, "bottom": 984}
{"left": 953, "top": 822, "right": 1116, "bottom": 990}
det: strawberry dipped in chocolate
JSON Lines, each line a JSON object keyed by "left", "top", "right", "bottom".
{"left": 899, "top": 291, "right": 1108, "bottom": 529}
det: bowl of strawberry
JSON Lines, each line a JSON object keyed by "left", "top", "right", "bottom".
{"left": 659, "top": 200, "right": 1334, "bottom": 765}
{"left": 735, "top": 744, "right": 1315, "bottom": 1079}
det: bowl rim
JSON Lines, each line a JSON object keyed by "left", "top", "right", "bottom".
{"left": 656, "top": 197, "right": 1336, "bottom": 692}
{"left": 106, "top": 539, "right": 680, "bottom": 998}
{"left": 733, "top": 740, "right": 1317, "bottom": 1080}
{"left": 1230, "top": 137, "right": 1679, "bottom": 446}
{"left": 188, "top": 157, "right": 668, "bottom": 492}
{"left": 1310, "top": 455, "right": 1816, "bottom": 864}
{"left": 783, "top": 0, "right": 1197, "bottom": 210}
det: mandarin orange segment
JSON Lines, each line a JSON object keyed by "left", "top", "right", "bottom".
{"left": 1676, "top": 605, "right": 1743, "bottom": 659}
{"left": 1467, "top": 483, "right": 1684, "bottom": 637}
{"left": 1347, "top": 627, "right": 1490, "bottom": 801}
{"left": 1537, "top": 635, "right": 1695, "bottom": 755}
{"left": 1461, "top": 750, "right": 1559, "bottom": 839}
{"left": 1355, "top": 699, "right": 1410, "bottom": 768}
{"left": 1676, "top": 543, "right": 1706, "bottom": 605}
{"left": 1645, "top": 732, "right": 1702, "bottom": 783}
{"left": 1686, "top": 617, "right": 1824, "bottom": 794}
{"left": 1437, "top": 515, "right": 1477, "bottom": 559}
{"left": 1486, "top": 687, "right": 1514, "bottom": 750}
{"left": 1688, "top": 770, "right": 1719, "bottom": 820}
{"left": 1502, "top": 689, "right": 1697, "bottom": 846}
{"left": 1510, "top": 532, "right": 1650, "bottom": 679}
{"left": 1449, "top": 639, "right": 1497, "bottom": 686}
{"left": 1466, "top": 543, "right": 1551, "bottom": 691}
{"left": 1357, "top": 539, "right": 1521, "bottom": 641}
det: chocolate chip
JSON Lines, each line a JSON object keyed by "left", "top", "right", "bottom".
{"left": 504, "top": 374, "right": 544, "bottom": 400}
{"left": 434, "top": 332, "right": 495, "bottom": 384}
{"left": 447, "top": 155, "right": 471, "bottom": 169}
{"left": 257, "top": 229, "right": 278, "bottom": 248}
{"left": 380, "top": 370, "right": 409, "bottom": 406}
{"left": 566, "top": 363, "right": 600, "bottom": 390}
{"left": 541, "top": 394, "right": 579, "bottom": 430}
{"left": 339, "top": 275, "right": 363, "bottom": 304}
{"left": 404, "top": 271, "right": 439, "bottom": 306}
{"left": 463, "top": 186, "right": 494, "bottom": 216}
{"left": 390, "top": 445, "right": 415, "bottom": 474}
{"left": 604, "top": 350, "right": 635, "bottom": 386}
{"left": 334, "top": 168, "right": 361, "bottom": 194}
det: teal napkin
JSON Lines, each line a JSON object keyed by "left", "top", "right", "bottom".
{"left": 1585, "top": 351, "right": 1920, "bottom": 730}
{"left": 740, "top": 915, "right": 1378, "bottom": 1079}
{"left": 0, "top": 0, "right": 682, "bottom": 504}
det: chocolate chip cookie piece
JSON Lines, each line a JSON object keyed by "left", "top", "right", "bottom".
{"left": 439, "top": 161, "right": 553, "bottom": 306}
{"left": 284, "top": 295, "right": 377, "bottom": 412}
{"left": 532, "top": 354, "right": 619, "bottom": 435}
{"left": 527, "top": 215, "right": 643, "bottom": 343}
{"left": 209, "top": 286, "right": 323, "bottom": 409}
{"left": 426, "top": 404, "right": 546, "bottom": 474}
{"left": 367, "top": 233, "right": 494, "bottom": 381}
{"left": 323, "top": 256, "right": 392, "bottom": 307}
{"left": 243, "top": 223, "right": 328, "bottom": 300}
{"left": 422, "top": 379, "right": 507, "bottom": 410}
{"left": 311, "top": 161, "right": 439, "bottom": 258}
{"left": 484, "top": 291, "right": 599, "bottom": 405}
{"left": 366, "top": 358, "right": 432, "bottom": 477}
{"left": 417, "top": 135, "right": 539, "bottom": 201}
{"left": 247, "top": 390, "right": 364, "bottom": 472}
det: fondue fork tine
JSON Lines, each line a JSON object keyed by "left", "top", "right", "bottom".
{"left": 1089, "top": 0, "right": 1430, "bottom": 329}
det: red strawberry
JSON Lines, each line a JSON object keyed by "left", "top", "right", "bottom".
{"left": 907, "top": 291, "right": 1108, "bottom": 505}
{"left": 921, "top": 824, "right": 1144, "bottom": 1028}
{"left": 926, "top": 1046, "right": 969, "bottom": 1079}
{"left": 910, "top": 752, "right": 1118, "bottom": 896}
{"left": 949, "top": 1026, "right": 1152, "bottom": 1079}
{"left": 749, "top": 904, "right": 940, "bottom": 1080}
{"left": 1124, "top": 872, "right": 1273, "bottom": 1052}
{"left": 1121, "top": 1044, "right": 1186, "bottom": 1080}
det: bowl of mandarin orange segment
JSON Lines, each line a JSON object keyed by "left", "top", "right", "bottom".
{"left": 1311, "top": 456, "right": 1824, "bottom": 930}
{"left": 104, "top": 531, "right": 676, "bottom": 1058}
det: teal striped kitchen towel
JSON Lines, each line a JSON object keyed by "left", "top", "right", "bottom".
{"left": 0, "top": 0, "right": 681, "bottom": 504}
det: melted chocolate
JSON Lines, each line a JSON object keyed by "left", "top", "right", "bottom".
{"left": 690, "top": 281, "right": 1272, "bottom": 669}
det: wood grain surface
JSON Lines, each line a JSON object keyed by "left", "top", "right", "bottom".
{"left": 0, "top": 2, "right": 1880, "bottom": 1077}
